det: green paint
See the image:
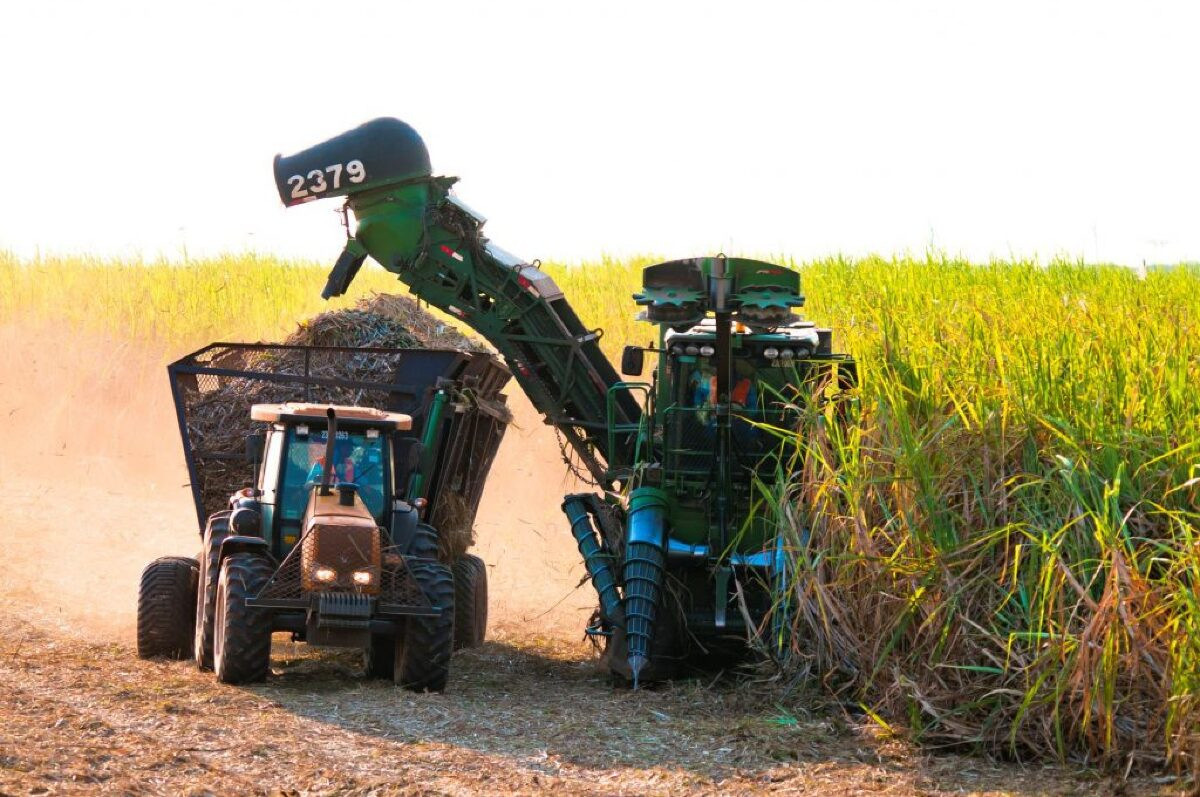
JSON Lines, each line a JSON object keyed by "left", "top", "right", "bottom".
{"left": 408, "top": 387, "right": 449, "bottom": 502}
{"left": 277, "top": 118, "right": 857, "bottom": 661}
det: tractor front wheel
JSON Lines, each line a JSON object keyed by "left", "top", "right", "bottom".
{"left": 451, "top": 554, "right": 488, "bottom": 650}
{"left": 136, "top": 556, "right": 198, "bottom": 659}
{"left": 394, "top": 561, "right": 454, "bottom": 692}
{"left": 213, "top": 553, "right": 274, "bottom": 684}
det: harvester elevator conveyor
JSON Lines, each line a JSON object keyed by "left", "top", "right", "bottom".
{"left": 341, "top": 207, "right": 642, "bottom": 485}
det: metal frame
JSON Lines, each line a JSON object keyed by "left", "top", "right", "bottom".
{"left": 247, "top": 524, "right": 440, "bottom": 619}
{"left": 168, "top": 342, "right": 511, "bottom": 533}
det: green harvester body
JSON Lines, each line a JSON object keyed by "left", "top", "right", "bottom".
{"left": 274, "top": 118, "right": 856, "bottom": 683}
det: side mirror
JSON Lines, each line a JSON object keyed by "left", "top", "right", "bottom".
{"left": 245, "top": 432, "right": 266, "bottom": 464}
{"left": 620, "top": 345, "right": 644, "bottom": 377}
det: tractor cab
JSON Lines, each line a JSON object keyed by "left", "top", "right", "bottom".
{"left": 249, "top": 403, "right": 411, "bottom": 558}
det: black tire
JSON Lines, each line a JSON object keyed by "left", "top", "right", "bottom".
{"left": 395, "top": 561, "right": 454, "bottom": 692}
{"left": 213, "top": 553, "right": 274, "bottom": 684}
{"left": 406, "top": 522, "right": 440, "bottom": 560}
{"left": 366, "top": 524, "right": 437, "bottom": 679}
{"left": 451, "top": 554, "right": 488, "bottom": 650}
{"left": 137, "top": 556, "right": 198, "bottom": 659}
{"left": 194, "top": 511, "right": 231, "bottom": 671}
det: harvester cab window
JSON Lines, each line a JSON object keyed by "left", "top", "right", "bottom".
{"left": 681, "top": 358, "right": 761, "bottom": 418}
{"left": 278, "top": 428, "right": 388, "bottom": 525}
{"left": 659, "top": 356, "right": 769, "bottom": 475}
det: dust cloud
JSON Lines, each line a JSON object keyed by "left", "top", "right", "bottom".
{"left": 0, "top": 320, "right": 593, "bottom": 645}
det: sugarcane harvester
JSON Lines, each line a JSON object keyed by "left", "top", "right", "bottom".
{"left": 274, "top": 118, "right": 856, "bottom": 684}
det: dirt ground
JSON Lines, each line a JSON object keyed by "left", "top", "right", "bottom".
{"left": 0, "top": 323, "right": 1183, "bottom": 795}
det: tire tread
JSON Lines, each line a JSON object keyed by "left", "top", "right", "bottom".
{"left": 451, "top": 554, "right": 487, "bottom": 650}
{"left": 214, "top": 553, "right": 274, "bottom": 684}
{"left": 396, "top": 561, "right": 454, "bottom": 692}
{"left": 136, "top": 556, "right": 198, "bottom": 659}
{"left": 194, "top": 512, "right": 231, "bottom": 670}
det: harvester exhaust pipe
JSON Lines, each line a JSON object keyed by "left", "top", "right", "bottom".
{"left": 320, "top": 408, "right": 338, "bottom": 496}
{"left": 562, "top": 494, "right": 623, "bottom": 623}
{"left": 622, "top": 488, "right": 670, "bottom": 687}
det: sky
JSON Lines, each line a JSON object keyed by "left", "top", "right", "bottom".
{"left": 1, "top": 1, "right": 1197, "bottom": 267}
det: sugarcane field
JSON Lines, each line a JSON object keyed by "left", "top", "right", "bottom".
{"left": 2, "top": 3, "right": 1198, "bottom": 796}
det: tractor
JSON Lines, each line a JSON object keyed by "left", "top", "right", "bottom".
{"left": 137, "top": 343, "right": 509, "bottom": 690}
{"left": 269, "top": 118, "right": 857, "bottom": 684}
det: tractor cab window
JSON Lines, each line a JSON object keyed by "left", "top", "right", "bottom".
{"left": 278, "top": 427, "right": 389, "bottom": 523}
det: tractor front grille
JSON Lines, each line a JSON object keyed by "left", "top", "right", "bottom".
{"left": 254, "top": 526, "right": 430, "bottom": 614}
{"left": 300, "top": 522, "right": 381, "bottom": 593}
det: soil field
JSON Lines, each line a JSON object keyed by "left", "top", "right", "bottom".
{"left": 1, "top": 615, "right": 1152, "bottom": 796}
{"left": 0, "top": 323, "right": 1181, "bottom": 795}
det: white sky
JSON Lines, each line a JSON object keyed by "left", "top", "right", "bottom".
{"left": 1, "top": 1, "right": 1196, "bottom": 266}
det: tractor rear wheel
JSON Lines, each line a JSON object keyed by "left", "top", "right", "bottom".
{"left": 405, "top": 522, "right": 440, "bottom": 560}
{"left": 451, "top": 554, "right": 488, "bottom": 650}
{"left": 194, "top": 511, "right": 231, "bottom": 670}
{"left": 136, "top": 556, "right": 198, "bottom": 659}
{"left": 213, "top": 553, "right": 274, "bottom": 684}
{"left": 394, "top": 561, "right": 454, "bottom": 692}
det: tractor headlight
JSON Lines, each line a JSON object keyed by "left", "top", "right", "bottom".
{"left": 779, "top": 348, "right": 795, "bottom": 360}
{"left": 763, "top": 347, "right": 779, "bottom": 359}
{"left": 300, "top": 522, "right": 382, "bottom": 593}
{"left": 699, "top": 345, "right": 715, "bottom": 357}
{"left": 352, "top": 570, "right": 373, "bottom": 586}
{"left": 684, "top": 345, "right": 699, "bottom": 356}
